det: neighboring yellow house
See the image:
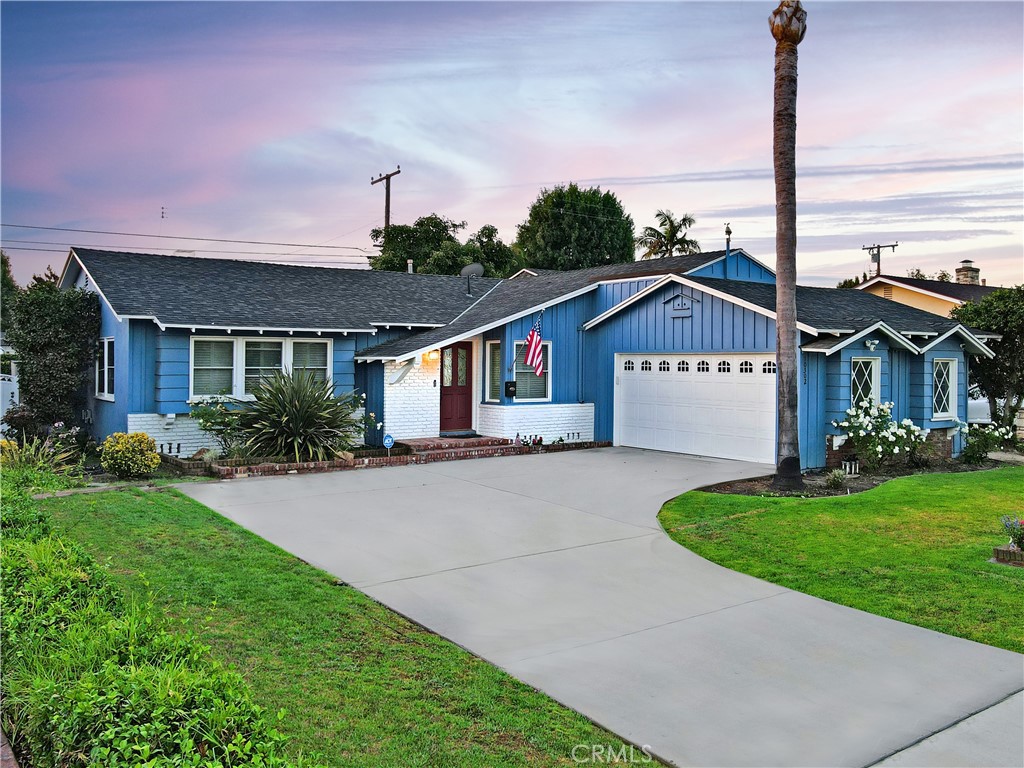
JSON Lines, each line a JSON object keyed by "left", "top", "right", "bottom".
{"left": 856, "top": 260, "right": 998, "bottom": 317}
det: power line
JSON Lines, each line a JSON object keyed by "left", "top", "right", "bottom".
{"left": 1, "top": 223, "right": 371, "bottom": 251}
{"left": 0, "top": 239, "right": 368, "bottom": 259}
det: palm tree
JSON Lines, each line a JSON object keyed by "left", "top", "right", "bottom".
{"left": 635, "top": 210, "right": 700, "bottom": 260}
{"left": 769, "top": 0, "right": 806, "bottom": 490}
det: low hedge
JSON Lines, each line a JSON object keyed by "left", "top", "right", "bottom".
{"left": 0, "top": 471, "right": 313, "bottom": 767}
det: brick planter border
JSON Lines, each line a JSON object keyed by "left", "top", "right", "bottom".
{"left": 184, "top": 439, "right": 614, "bottom": 480}
{"left": 993, "top": 544, "right": 1024, "bottom": 566}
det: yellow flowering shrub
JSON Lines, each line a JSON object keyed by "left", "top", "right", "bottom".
{"left": 100, "top": 432, "right": 161, "bottom": 479}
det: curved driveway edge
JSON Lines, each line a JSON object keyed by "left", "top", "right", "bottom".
{"left": 180, "top": 447, "right": 1024, "bottom": 767}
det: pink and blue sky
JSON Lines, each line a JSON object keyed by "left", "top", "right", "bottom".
{"left": 2, "top": 1, "right": 1022, "bottom": 287}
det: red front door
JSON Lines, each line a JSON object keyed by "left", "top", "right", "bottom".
{"left": 439, "top": 342, "right": 473, "bottom": 433}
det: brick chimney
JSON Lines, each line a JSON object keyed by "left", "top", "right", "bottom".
{"left": 956, "top": 259, "right": 980, "bottom": 285}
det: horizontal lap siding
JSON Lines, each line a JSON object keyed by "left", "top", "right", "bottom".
{"left": 151, "top": 329, "right": 385, "bottom": 415}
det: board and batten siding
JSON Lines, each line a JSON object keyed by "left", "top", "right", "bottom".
{"left": 486, "top": 292, "right": 596, "bottom": 406}
{"left": 693, "top": 252, "right": 776, "bottom": 283}
{"left": 584, "top": 281, "right": 777, "bottom": 451}
{"left": 799, "top": 350, "right": 827, "bottom": 469}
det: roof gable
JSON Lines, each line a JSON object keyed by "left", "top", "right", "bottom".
{"left": 858, "top": 275, "right": 999, "bottom": 304}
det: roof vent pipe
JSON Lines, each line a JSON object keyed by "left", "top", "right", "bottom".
{"left": 407, "top": 259, "right": 414, "bottom": 274}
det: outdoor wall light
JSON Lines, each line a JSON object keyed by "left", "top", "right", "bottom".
{"left": 864, "top": 339, "right": 879, "bottom": 351}
{"left": 426, "top": 349, "right": 440, "bottom": 362}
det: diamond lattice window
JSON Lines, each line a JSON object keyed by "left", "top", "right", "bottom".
{"left": 933, "top": 360, "right": 954, "bottom": 417}
{"left": 851, "top": 358, "right": 877, "bottom": 406}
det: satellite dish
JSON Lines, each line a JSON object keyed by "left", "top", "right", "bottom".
{"left": 460, "top": 262, "right": 485, "bottom": 278}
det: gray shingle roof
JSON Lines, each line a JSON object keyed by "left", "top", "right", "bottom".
{"left": 684, "top": 276, "right": 963, "bottom": 335}
{"left": 357, "top": 251, "right": 735, "bottom": 359}
{"left": 70, "top": 249, "right": 501, "bottom": 330}
{"left": 865, "top": 275, "right": 1000, "bottom": 303}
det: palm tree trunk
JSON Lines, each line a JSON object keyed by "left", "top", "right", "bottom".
{"left": 770, "top": 0, "right": 806, "bottom": 489}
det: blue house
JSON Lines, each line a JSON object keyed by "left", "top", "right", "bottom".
{"left": 59, "top": 247, "right": 994, "bottom": 469}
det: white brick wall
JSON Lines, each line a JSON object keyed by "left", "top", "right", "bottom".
{"left": 383, "top": 358, "right": 441, "bottom": 439}
{"left": 127, "top": 413, "right": 214, "bottom": 457}
{"left": 478, "top": 403, "right": 594, "bottom": 443}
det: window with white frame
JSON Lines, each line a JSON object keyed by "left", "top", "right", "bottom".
{"left": 513, "top": 341, "right": 550, "bottom": 400}
{"left": 850, "top": 357, "right": 880, "bottom": 406}
{"left": 932, "top": 359, "right": 957, "bottom": 419}
{"left": 485, "top": 341, "right": 502, "bottom": 401}
{"left": 292, "top": 341, "right": 330, "bottom": 383}
{"left": 95, "top": 337, "right": 115, "bottom": 400}
{"left": 190, "top": 337, "right": 332, "bottom": 399}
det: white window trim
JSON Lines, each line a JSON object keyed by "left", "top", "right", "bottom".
{"left": 95, "top": 336, "right": 115, "bottom": 402}
{"left": 512, "top": 340, "right": 552, "bottom": 403}
{"left": 188, "top": 336, "right": 333, "bottom": 402}
{"left": 931, "top": 358, "right": 958, "bottom": 420}
{"left": 484, "top": 340, "right": 502, "bottom": 403}
{"left": 850, "top": 356, "right": 881, "bottom": 407}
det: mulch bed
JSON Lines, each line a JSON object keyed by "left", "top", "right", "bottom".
{"left": 701, "top": 458, "right": 1009, "bottom": 498}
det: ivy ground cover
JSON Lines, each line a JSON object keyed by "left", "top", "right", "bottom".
{"left": 43, "top": 487, "right": 633, "bottom": 767}
{"left": 659, "top": 467, "right": 1024, "bottom": 654}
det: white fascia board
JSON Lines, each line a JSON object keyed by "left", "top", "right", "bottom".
{"left": 370, "top": 322, "right": 445, "bottom": 329}
{"left": 920, "top": 326, "right": 995, "bottom": 359}
{"left": 159, "top": 322, "right": 375, "bottom": 335}
{"left": 57, "top": 250, "right": 79, "bottom": 289}
{"left": 818, "top": 321, "right": 921, "bottom": 356}
{"left": 857, "top": 276, "right": 964, "bottom": 306}
{"left": 583, "top": 274, "right": 817, "bottom": 334}
{"left": 64, "top": 250, "right": 124, "bottom": 323}
{"left": 508, "top": 269, "right": 539, "bottom": 279}
{"left": 356, "top": 283, "right": 600, "bottom": 362}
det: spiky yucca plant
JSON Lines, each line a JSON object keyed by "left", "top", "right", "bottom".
{"left": 238, "top": 371, "right": 364, "bottom": 462}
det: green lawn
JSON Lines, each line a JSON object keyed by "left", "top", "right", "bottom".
{"left": 45, "top": 488, "right": 633, "bottom": 767}
{"left": 658, "top": 466, "right": 1024, "bottom": 654}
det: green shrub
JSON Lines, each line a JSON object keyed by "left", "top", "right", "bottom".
{"left": 237, "top": 371, "right": 364, "bottom": 462}
{"left": 100, "top": 432, "right": 162, "bottom": 478}
{"left": 958, "top": 422, "right": 1015, "bottom": 465}
{"left": 831, "top": 401, "right": 929, "bottom": 472}
{"left": 1, "top": 434, "right": 79, "bottom": 473}
{"left": 824, "top": 468, "right": 846, "bottom": 489}
{"left": 0, "top": 470, "right": 312, "bottom": 767}
{"left": 5, "top": 281, "right": 101, "bottom": 426}
{"left": 190, "top": 399, "right": 247, "bottom": 456}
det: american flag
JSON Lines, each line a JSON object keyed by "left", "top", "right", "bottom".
{"left": 524, "top": 314, "right": 544, "bottom": 376}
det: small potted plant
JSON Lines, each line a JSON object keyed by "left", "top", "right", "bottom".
{"left": 994, "top": 515, "right": 1024, "bottom": 565}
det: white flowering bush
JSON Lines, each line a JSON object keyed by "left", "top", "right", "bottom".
{"left": 956, "top": 421, "right": 1016, "bottom": 465}
{"left": 832, "top": 401, "right": 929, "bottom": 471}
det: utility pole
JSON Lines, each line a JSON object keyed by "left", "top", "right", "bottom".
{"left": 863, "top": 242, "right": 898, "bottom": 277}
{"left": 370, "top": 166, "right": 401, "bottom": 231}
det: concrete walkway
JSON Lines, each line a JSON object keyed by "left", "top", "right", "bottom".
{"left": 181, "top": 448, "right": 1024, "bottom": 767}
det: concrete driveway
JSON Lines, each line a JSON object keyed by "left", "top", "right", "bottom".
{"left": 180, "top": 448, "right": 1024, "bottom": 767}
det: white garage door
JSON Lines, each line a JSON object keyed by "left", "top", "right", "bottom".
{"left": 615, "top": 353, "right": 777, "bottom": 463}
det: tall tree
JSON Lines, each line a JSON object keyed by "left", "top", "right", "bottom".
{"left": 370, "top": 214, "right": 466, "bottom": 273}
{"left": 515, "top": 183, "right": 634, "bottom": 271}
{"left": 635, "top": 210, "right": 700, "bottom": 260}
{"left": 1, "top": 251, "right": 19, "bottom": 333}
{"left": 951, "top": 286, "right": 1024, "bottom": 430}
{"left": 769, "top": 0, "right": 807, "bottom": 490}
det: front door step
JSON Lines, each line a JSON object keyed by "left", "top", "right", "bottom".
{"left": 403, "top": 436, "right": 513, "bottom": 452}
